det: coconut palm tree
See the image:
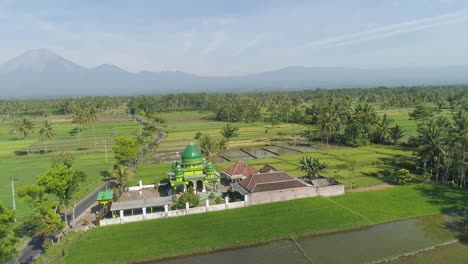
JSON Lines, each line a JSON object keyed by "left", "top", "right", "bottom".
{"left": 318, "top": 112, "right": 336, "bottom": 145}
{"left": 416, "top": 118, "right": 448, "bottom": 182}
{"left": 39, "top": 120, "right": 56, "bottom": 155}
{"left": 72, "top": 110, "right": 87, "bottom": 143}
{"left": 113, "top": 165, "right": 132, "bottom": 190}
{"left": 219, "top": 123, "right": 239, "bottom": 149}
{"left": 298, "top": 156, "right": 328, "bottom": 180}
{"left": 376, "top": 114, "right": 393, "bottom": 144}
{"left": 199, "top": 135, "right": 219, "bottom": 159}
{"left": 16, "top": 118, "right": 35, "bottom": 155}
{"left": 390, "top": 125, "right": 404, "bottom": 144}
{"left": 88, "top": 107, "right": 98, "bottom": 151}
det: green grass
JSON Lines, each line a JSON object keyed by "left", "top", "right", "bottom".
{"left": 0, "top": 112, "right": 137, "bottom": 218}
{"left": 41, "top": 184, "right": 468, "bottom": 264}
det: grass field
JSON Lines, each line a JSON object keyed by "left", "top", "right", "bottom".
{"left": 38, "top": 184, "right": 468, "bottom": 264}
{"left": 0, "top": 112, "right": 139, "bottom": 218}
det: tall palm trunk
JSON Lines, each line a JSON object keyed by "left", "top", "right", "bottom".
{"left": 44, "top": 140, "right": 48, "bottom": 155}
{"left": 92, "top": 122, "right": 97, "bottom": 151}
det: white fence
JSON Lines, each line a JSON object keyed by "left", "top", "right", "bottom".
{"left": 100, "top": 198, "right": 248, "bottom": 226}
{"left": 127, "top": 180, "right": 156, "bottom": 191}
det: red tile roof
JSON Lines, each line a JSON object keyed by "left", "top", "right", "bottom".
{"left": 238, "top": 171, "right": 308, "bottom": 193}
{"left": 223, "top": 161, "right": 259, "bottom": 177}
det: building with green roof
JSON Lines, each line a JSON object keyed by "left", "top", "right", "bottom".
{"left": 168, "top": 142, "right": 220, "bottom": 193}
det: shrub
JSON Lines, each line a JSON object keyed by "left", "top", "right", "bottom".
{"left": 393, "top": 169, "right": 415, "bottom": 185}
{"left": 215, "top": 197, "right": 223, "bottom": 204}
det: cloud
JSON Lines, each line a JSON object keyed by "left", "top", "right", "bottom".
{"left": 234, "top": 34, "right": 263, "bottom": 55}
{"left": 301, "top": 8, "right": 468, "bottom": 50}
{"left": 200, "top": 32, "right": 225, "bottom": 56}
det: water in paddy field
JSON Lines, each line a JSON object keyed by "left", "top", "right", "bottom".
{"left": 220, "top": 149, "right": 255, "bottom": 161}
{"left": 155, "top": 212, "right": 467, "bottom": 264}
{"left": 241, "top": 147, "right": 277, "bottom": 158}
{"left": 263, "top": 146, "right": 301, "bottom": 156}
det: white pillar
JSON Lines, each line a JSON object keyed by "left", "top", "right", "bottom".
{"left": 119, "top": 210, "right": 124, "bottom": 224}
{"left": 244, "top": 194, "right": 249, "bottom": 206}
{"left": 202, "top": 182, "right": 206, "bottom": 193}
{"left": 225, "top": 196, "right": 229, "bottom": 209}
{"left": 205, "top": 199, "right": 210, "bottom": 212}
{"left": 139, "top": 180, "right": 143, "bottom": 190}
{"left": 164, "top": 204, "right": 169, "bottom": 217}
{"left": 186, "top": 202, "right": 190, "bottom": 215}
{"left": 142, "top": 207, "right": 146, "bottom": 220}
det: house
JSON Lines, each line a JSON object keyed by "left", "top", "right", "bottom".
{"left": 222, "top": 161, "right": 259, "bottom": 183}
{"left": 232, "top": 168, "right": 344, "bottom": 205}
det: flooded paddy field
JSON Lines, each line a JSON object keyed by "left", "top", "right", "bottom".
{"left": 156, "top": 212, "right": 467, "bottom": 264}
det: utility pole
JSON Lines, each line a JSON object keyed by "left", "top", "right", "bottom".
{"left": 10, "top": 177, "right": 19, "bottom": 222}
{"left": 72, "top": 200, "right": 76, "bottom": 228}
{"left": 104, "top": 139, "right": 108, "bottom": 164}
{"left": 9, "top": 177, "right": 18, "bottom": 210}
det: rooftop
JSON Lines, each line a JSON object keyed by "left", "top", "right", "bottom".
{"left": 96, "top": 191, "right": 114, "bottom": 201}
{"left": 223, "top": 161, "right": 259, "bottom": 177}
{"left": 238, "top": 171, "right": 308, "bottom": 193}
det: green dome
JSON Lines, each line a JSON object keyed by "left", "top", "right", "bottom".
{"left": 175, "top": 165, "right": 184, "bottom": 173}
{"left": 205, "top": 163, "right": 214, "bottom": 170}
{"left": 182, "top": 143, "right": 203, "bottom": 162}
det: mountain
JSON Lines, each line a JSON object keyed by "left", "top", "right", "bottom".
{"left": 1, "top": 49, "right": 468, "bottom": 98}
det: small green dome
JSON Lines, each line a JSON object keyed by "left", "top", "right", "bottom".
{"left": 175, "top": 165, "right": 184, "bottom": 176}
{"left": 182, "top": 143, "right": 202, "bottom": 161}
{"left": 205, "top": 163, "right": 214, "bottom": 170}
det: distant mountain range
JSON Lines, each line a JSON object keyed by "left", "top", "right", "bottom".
{"left": 1, "top": 49, "right": 468, "bottom": 98}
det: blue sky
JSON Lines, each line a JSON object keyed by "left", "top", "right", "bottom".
{"left": 1, "top": 0, "right": 468, "bottom": 75}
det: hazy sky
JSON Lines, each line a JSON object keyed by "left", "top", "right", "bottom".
{"left": 1, "top": 0, "right": 468, "bottom": 75}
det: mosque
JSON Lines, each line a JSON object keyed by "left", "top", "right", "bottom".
{"left": 167, "top": 143, "right": 220, "bottom": 193}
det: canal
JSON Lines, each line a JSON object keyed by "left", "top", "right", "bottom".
{"left": 154, "top": 212, "right": 467, "bottom": 264}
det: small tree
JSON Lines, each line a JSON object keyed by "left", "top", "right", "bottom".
{"left": 113, "top": 136, "right": 139, "bottom": 165}
{"left": 220, "top": 123, "right": 239, "bottom": 149}
{"left": 0, "top": 202, "right": 18, "bottom": 263}
{"left": 36, "top": 164, "right": 87, "bottom": 225}
{"left": 177, "top": 187, "right": 199, "bottom": 208}
{"left": 298, "top": 156, "right": 328, "bottom": 180}
{"left": 393, "top": 169, "right": 415, "bottom": 185}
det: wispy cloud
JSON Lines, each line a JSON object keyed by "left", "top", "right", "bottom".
{"left": 200, "top": 31, "right": 226, "bottom": 56}
{"left": 234, "top": 34, "right": 263, "bottom": 55}
{"left": 301, "top": 8, "right": 468, "bottom": 50}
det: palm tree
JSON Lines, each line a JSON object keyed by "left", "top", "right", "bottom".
{"left": 39, "top": 120, "right": 56, "bottom": 155}
{"left": 298, "top": 156, "right": 328, "bottom": 180}
{"left": 220, "top": 123, "right": 239, "bottom": 149}
{"left": 72, "top": 110, "right": 87, "bottom": 143}
{"left": 199, "top": 135, "right": 219, "bottom": 159}
{"left": 88, "top": 107, "right": 98, "bottom": 151}
{"left": 318, "top": 112, "right": 336, "bottom": 145}
{"left": 452, "top": 110, "right": 468, "bottom": 187}
{"left": 390, "top": 125, "right": 404, "bottom": 144}
{"left": 113, "top": 165, "right": 132, "bottom": 190}
{"left": 416, "top": 119, "right": 448, "bottom": 182}
{"left": 17, "top": 118, "right": 35, "bottom": 155}
{"left": 376, "top": 114, "right": 393, "bottom": 144}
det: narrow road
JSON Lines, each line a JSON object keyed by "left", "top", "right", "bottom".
{"left": 15, "top": 183, "right": 108, "bottom": 264}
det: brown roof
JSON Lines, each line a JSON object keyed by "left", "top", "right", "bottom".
{"left": 238, "top": 171, "right": 308, "bottom": 193}
{"left": 223, "top": 161, "right": 259, "bottom": 177}
{"left": 259, "top": 164, "right": 277, "bottom": 173}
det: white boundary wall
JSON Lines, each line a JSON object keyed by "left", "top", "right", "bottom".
{"left": 99, "top": 185, "right": 344, "bottom": 227}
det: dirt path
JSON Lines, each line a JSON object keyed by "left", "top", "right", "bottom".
{"left": 349, "top": 183, "right": 394, "bottom": 193}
